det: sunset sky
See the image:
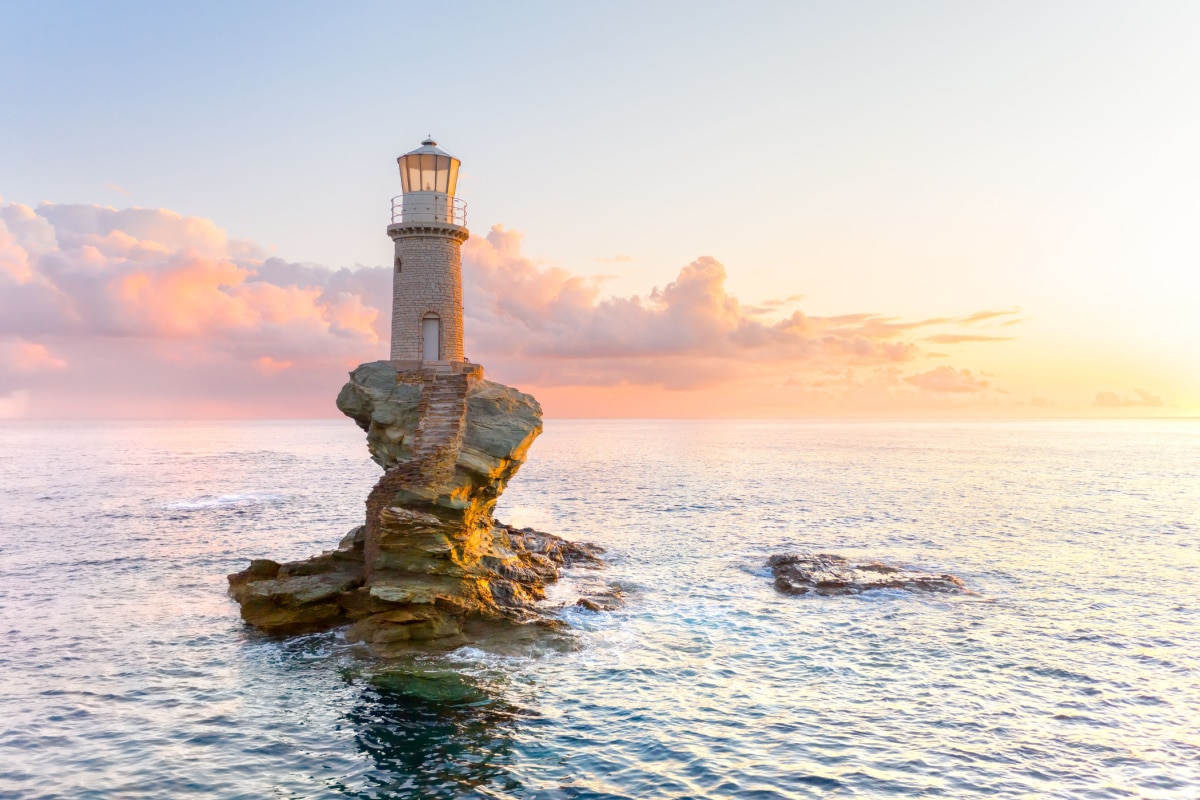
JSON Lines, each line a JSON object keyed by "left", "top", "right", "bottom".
{"left": 2, "top": 1, "right": 1198, "bottom": 418}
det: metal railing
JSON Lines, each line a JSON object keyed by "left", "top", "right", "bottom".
{"left": 390, "top": 195, "right": 467, "bottom": 226}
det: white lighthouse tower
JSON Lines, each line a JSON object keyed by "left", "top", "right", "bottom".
{"left": 387, "top": 138, "right": 470, "bottom": 369}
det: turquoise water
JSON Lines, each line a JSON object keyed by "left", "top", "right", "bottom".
{"left": 1, "top": 419, "right": 1198, "bottom": 798}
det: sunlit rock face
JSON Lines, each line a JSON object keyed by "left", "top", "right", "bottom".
{"left": 228, "top": 361, "right": 603, "bottom": 652}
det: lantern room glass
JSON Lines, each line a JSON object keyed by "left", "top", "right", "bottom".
{"left": 399, "top": 154, "right": 459, "bottom": 196}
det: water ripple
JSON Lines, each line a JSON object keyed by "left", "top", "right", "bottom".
{"left": 0, "top": 419, "right": 1198, "bottom": 798}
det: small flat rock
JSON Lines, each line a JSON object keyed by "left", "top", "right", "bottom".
{"left": 768, "top": 553, "right": 965, "bottom": 597}
{"left": 369, "top": 584, "right": 439, "bottom": 605}
{"left": 244, "top": 572, "right": 361, "bottom": 606}
{"left": 575, "top": 589, "right": 623, "bottom": 612}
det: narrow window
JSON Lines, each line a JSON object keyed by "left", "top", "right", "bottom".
{"left": 395, "top": 257, "right": 402, "bottom": 273}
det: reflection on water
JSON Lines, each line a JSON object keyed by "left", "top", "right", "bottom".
{"left": 339, "top": 667, "right": 526, "bottom": 799}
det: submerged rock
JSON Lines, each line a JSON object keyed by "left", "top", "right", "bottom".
{"left": 228, "top": 361, "right": 606, "bottom": 651}
{"left": 768, "top": 553, "right": 965, "bottom": 596}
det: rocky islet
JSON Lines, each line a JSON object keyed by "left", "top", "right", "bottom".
{"left": 228, "top": 361, "right": 605, "bottom": 652}
{"left": 768, "top": 552, "right": 967, "bottom": 596}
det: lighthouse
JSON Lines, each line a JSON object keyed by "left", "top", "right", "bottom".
{"left": 387, "top": 138, "right": 470, "bottom": 369}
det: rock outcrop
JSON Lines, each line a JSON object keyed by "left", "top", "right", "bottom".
{"left": 228, "top": 361, "right": 604, "bottom": 651}
{"left": 768, "top": 553, "right": 966, "bottom": 596}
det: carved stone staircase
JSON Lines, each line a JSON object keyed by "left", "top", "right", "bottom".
{"left": 363, "top": 370, "right": 472, "bottom": 579}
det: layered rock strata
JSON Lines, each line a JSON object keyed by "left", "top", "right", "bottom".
{"left": 768, "top": 553, "right": 966, "bottom": 596}
{"left": 228, "top": 361, "right": 603, "bottom": 650}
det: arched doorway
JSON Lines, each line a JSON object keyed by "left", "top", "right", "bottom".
{"left": 421, "top": 314, "right": 441, "bottom": 362}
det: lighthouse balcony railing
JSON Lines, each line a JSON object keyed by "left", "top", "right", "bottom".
{"left": 391, "top": 195, "right": 467, "bottom": 226}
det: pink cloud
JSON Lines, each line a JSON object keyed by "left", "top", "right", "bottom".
{"left": 924, "top": 334, "right": 1014, "bottom": 344}
{"left": 0, "top": 200, "right": 391, "bottom": 417}
{"left": 960, "top": 309, "right": 1021, "bottom": 325}
{"left": 0, "top": 201, "right": 1010, "bottom": 417}
{"left": 0, "top": 202, "right": 385, "bottom": 348}
{"left": 1095, "top": 389, "right": 1163, "bottom": 408}
{"left": 0, "top": 341, "right": 67, "bottom": 371}
{"left": 256, "top": 356, "right": 294, "bottom": 374}
{"left": 461, "top": 226, "right": 989, "bottom": 392}
{"left": 904, "top": 366, "right": 990, "bottom": 394}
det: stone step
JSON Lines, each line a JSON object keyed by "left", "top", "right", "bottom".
{"left": 407, "top": 374, "right": 470, "bottom": 462}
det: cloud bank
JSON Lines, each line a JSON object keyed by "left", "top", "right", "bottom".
{"left": 462, "top": 226, "right": 1012, "bottom": 398}
{"left": 1094, "top": 389, "right": 1163, "bottom": 408}
{"left": 0, "top": 200, "right": 1016, "bottom": 418}
{"left": 0, "top": 200, "right": 390, "bottom": 416}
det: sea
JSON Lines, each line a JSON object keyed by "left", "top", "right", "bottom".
{"left": 0, "top": 419, "right": 1198, "bottom": 799}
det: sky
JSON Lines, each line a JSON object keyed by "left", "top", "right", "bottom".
{"left": 2, "top": 1, "right": 1198, "bottom": 418}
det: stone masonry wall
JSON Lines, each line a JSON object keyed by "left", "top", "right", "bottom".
{"left": 389, "top": 227, "right": 466, "bottom": 362}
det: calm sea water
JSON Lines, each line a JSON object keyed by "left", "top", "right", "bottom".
{"left": 1, "top": 419, "right": 1198, "bottom": 799}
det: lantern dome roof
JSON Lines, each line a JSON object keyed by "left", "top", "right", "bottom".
{"left": 402, "top": 137, "right": 457, "bottom": 160}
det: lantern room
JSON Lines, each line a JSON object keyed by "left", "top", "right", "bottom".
{"left": 393, "top": 138, "right": 466, "bottom": 226}
{"left": 398, "top": 138, "right": 460, "bottom": 195}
